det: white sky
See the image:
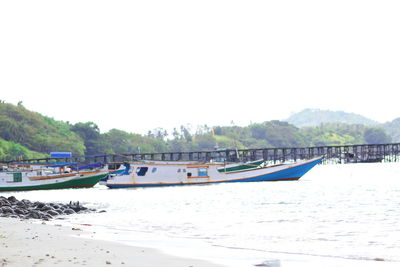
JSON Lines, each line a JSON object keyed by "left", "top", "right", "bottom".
{"left": 1, "top": 0, "right": 399, "bottom": 134}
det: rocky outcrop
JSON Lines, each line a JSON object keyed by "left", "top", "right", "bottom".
{"left": 0, "top": 196, "right": 100, "bottom": 220}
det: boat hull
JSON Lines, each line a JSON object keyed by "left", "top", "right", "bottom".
{"left": 106, "top": 157, "right": 322, "bottom": 188}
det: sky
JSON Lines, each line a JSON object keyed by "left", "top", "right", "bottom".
{"left": 1, "top": 0, "right": 399, "bottom": 134}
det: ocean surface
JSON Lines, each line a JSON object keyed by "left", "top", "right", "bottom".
{"left": 4, "top": 162, "right": 400, "bottom": 267}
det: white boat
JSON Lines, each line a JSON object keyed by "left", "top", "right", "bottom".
{"left": 106, "top": 157, "right": 322, "bottom": 188}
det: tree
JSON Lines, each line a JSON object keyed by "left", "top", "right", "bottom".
{"left": 180, "top": 125, "right": 192, "bottom": 142}
{"left": 104, "top": 129, "right": 168, "bottom": 154}
{"left": 364, "top": 127, "right": 392, "bottom": 144}
{"left": 249, "top": 121, "right": 304, "bottom": 148}
{"left": 71, "top": 122, "right": 103, "bottom": 155}
{"left": 148, "top": 128, "right": 168, "bottom": 141}
{"left": 192, "top": 134, "right": 216, "bottom": 150}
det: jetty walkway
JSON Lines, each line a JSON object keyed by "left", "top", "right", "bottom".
{"left": 5, "top": 143, "right": 400, "bottom": 165}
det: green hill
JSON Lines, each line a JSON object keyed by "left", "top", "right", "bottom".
{"left": 285, "top": 109, "right": 379, "bottom": 127}
{"left": 0, "top": 137, "right": 46, "bottom": 161}
{"left": 0, "top": 102, "right": 169, "bottom": 161}
{"left": 0, "top": 102, "right": 85, "bottom": 160}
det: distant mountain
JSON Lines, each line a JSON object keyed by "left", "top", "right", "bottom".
{"left": 285, "top": 109, "right": 379, "bottom": 127}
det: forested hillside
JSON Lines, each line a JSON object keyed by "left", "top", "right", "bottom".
{"left": 0, "top": 102, "right": 396, "bottom": 161}
{"left": 0, "top": 102, "right": 84, "bottom": 159}
{"left": 0, "top": 137, "right": 46, "bottom": 161}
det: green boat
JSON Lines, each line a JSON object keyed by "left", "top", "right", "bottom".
{"left": 217, "top": 159, "right": 266, "bottom": 173}
{"left": 0, "top": 164, "right": 107, "bottom": 191}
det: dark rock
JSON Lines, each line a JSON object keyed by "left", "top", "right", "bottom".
{"left": 0, "top": 195, "right": 98, "bottom": 220}
{"left": 63, "top": 209, "right": 75, "bottom": 215}
{"left": 14, "top": 208, "right": 26, "bottom": 215}
{"left": 50, "top": 203, "right": 60, "bottom": 209}
{"left": 21, "top": 199, "right": 32, "bottom": 205}
{"left": 0, "top": 199, "right": 10, "bottom": 206}
{"left": 1, "top": 206, "right": 14, "bottom": 214}
{"left": 16, "top": 201, "right": 28, "bottom": 209}
{"left": 26, "top": 211, "right": 41, "bottom": 219}
{"left": 55, "top": 209, "right": 64, "bottom": 215}
{"left": 40, "top": 205, "right": 53, "bottom": 212}
{"left": 34, "top": 202, "right": 46, "bottom": 209}
{"left": 47, "top": 210, "right": 59, "bottom": 216}
{"left": 67, "top": 201, "right": 85, "bottom": 212}
{"left": 7, "top": 196, "right": 18, "bottom": 203}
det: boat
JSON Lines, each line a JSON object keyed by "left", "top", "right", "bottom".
{"left": 99, "top": 162, "right": 130, "bottom": 185}
{"left": 0, "top": 162, "right": 108, "bottom": 191}
{"left": 217, "top": 159, "right": 266, "bottom": 173}
{"left": 105, "top": 157, "right": 323, "bottom": 188}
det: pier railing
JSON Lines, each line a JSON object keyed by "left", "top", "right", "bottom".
{"left": 5, "top": 143, "right": 400, "bottom": 165}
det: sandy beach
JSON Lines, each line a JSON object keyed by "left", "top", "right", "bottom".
{"left": 0, "top": 218, "right": 227, "bottom": 267}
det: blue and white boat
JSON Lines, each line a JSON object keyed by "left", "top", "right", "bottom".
{"left": 99, "top": 163, "right": 130, "bottom": 185}
{"left": 105, "top": 157, "right": 322, "bottom": 188}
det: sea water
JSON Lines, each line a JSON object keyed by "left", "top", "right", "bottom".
{"left": 4, "top": 162, "right": 400, "bottom": 267}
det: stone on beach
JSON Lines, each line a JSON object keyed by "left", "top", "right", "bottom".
{"left": 0, "top": 196, "right": 99, "bottom": 220}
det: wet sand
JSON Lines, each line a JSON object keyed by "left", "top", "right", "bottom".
{"left": 0, "top": 217, "right": 227, "bottom": 267}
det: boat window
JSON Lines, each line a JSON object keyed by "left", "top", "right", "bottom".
{"left": 108, "top": 163, "right": 121, "bottom": 170}
{"left": 13, "top": 173, "right": 22, "bottom": 183}
{"left": 137, "top": 167, "right": 149, "bottom": 176}
{"left": 183, "top": 169, "right": 186, "bottom": 173}
{"left": 152, "top": 167, "right": 157, "bottom": 173}
{"left": 187, "top": 172, "right": 192, "bottom": 178}
{"left": 198, "top": 168, "right": 208, "bottom": 177}
{"left": 177, "top": 168, "right": 181, "bottom": 173}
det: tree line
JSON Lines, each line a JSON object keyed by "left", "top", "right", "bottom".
{"left": 0, "top": 102, "right": 393, "bottom": 161}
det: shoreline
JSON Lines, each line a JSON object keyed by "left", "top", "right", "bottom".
{"left": 0, "top": 217, "right": 228, "bottom": 267}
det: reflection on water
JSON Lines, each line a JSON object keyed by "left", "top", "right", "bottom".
{"left": 4, "top": 163, "right": 400, "bottom": 267}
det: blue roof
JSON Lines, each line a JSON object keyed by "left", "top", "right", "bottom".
{"left": 50, "top": 152, "right": 72, "bottom": 158}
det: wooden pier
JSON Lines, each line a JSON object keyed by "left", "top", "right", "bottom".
{"left": 97, "top": 143, "right": 400, "bottom": 164}
{"left": 12, "top": 143, "right": 400, "bottom": 165}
